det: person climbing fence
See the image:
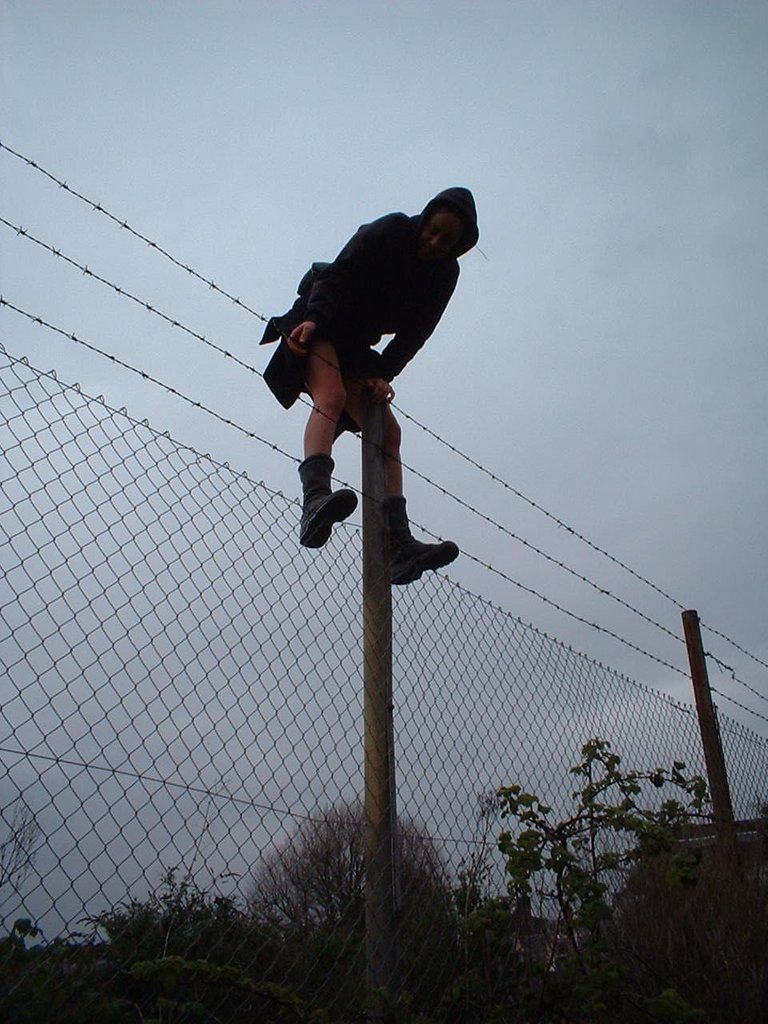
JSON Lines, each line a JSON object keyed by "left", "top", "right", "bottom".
{"left": 260, "top": 187, "right": 479, "bottom": 584}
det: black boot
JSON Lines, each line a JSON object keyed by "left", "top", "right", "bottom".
{"left": 386, "top": 496, "right": 459, "bottom": 585}
{"left": 298, "top": 455, "right": 357, "bottom": 548}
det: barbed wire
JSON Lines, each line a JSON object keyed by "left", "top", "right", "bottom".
{"left": 393, "top": 398, "right": 768, "bottom": 683}
{"left": 0, "top": 215, "right": 277, "bottom": 382}
{"left": 701, "top": 623, "right": 768, "bottom": 675}
{"left": 0, "top": 340, "right": 675, "bottom": 703}
{"left": 0, "top": 297, "right": 300, "bottom": 468}
{"left": 3, "top": 137, "right": 767, "bottom": 683}
{"left": 0, "top": 140, "right": 270, "bottom": 324}
{"left": 0, "top": 311, "right": 691, "bottom": 679}
{"left": 452, "top": 547, "right": 689, "bottom": 679}
{"left": 706, "top": 652, "right": 768, "bottom": 708}
{"left": 5, "top": 337, "right": 767, "bottom": 741}
{"left": 0, "top": 136, "right": 703, "bottom": 623}
{"left": 5, "top": 285, "right": 764, "bottom": 704}
{"left": 0, "top": 217, "right": 696, "bottom": 652}
{"left": 709, "top": 687, "right": 768, "bottom": 727}
{"left": 0, "top": 141, "right": 697, "bottom": 600}
{"left": 390, "top": 400, "right": 684, "bottom": 600}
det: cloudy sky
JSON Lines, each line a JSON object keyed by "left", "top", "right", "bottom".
{"left": 2, "top": 0, "right": 767, "bottom": 733}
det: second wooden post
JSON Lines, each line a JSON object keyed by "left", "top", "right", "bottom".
{"left": 681, "top": 609, "right": 736, "bottom": 851}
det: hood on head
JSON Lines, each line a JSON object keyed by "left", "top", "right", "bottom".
{"left": 419, "top": 187, "right": 479, "bottom": 257}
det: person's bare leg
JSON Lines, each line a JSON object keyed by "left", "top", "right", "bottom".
{"left": 303, "top": 338, "right": 346, "bottom": 457}
{"left": 297, "top": 339, "right": 357, "bottom": 547}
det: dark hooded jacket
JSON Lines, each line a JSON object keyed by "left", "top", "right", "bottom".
{"left": 261, "top": 187, "right": 478, "bottom": 409}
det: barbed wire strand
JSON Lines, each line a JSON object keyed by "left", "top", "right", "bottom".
{"left": 3, "top": 137, "right": 767, "bottom": 679}
{"left": 708, "top": 688, "right": 768, "bottom": 727}
{"left": 0, "top": 305, "right": 692, "bottom": 678}
{"left": 7, "top": 337, "right": 768, "bottom": 737}
{"left": 0, "top": 216, "right": 696, "bottom": 654}
{"left": 0, "top": 297, "right": 300, "bottom": 468}
{"left": 0, "top": 340, "right": 672, "bottom": 700}
{"left": 0, "top": 140, "right": 269, "bottom": 325}
{"left": 706, "top": 652, "right": 768, "bottom": 708}
{"left": 701, "top": 626, "right": 768, "bottom": 674}
{"left": 391, "top": 399, "right": 768, "bottom": 682}
{"left": 6, "top": 220, "right": 768, "bottom": 714}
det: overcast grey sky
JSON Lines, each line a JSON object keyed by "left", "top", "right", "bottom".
{"left": 2, "top": 0, "right": 767, "bottom": 731}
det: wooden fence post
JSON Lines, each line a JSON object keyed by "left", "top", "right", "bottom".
{"left": 362, "top": 398, "right": 399, "bottom": 1000}
{"left": 681, "top": 609, "right": 736, "bottom": 849}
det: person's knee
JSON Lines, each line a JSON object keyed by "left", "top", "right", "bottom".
{"left": 313, "top": 381, "right": 347, "bottom": 419}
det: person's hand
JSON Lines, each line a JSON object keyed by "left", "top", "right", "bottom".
{"left": 287, "top": 320, "right": 317, "bottom": 356}
{"left": 364, "top": 378, "right": 394, "bottom": 404}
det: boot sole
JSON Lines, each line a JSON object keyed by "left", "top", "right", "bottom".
{"left": 300, "top": 491, "right": 358, "bottom": 548}
{"left": 391, "top": 542, "right": 459, "bottom": 585}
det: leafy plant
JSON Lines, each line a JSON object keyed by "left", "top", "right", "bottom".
{"left": 494, "top": 738, "right": 708, "bottom": 1022}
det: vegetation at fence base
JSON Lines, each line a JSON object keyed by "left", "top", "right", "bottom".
{"left": 610, "top": 823, "right": 768, "bottom": 1022}
{"left": 462, "top": 738, "right": 765, "bottom": 1023}
{"left": 0, "top": 877, "right": 326, "bottom": 1024}
{"left": 2, "top": 744, "right": 766, "bottom": 1023}
{"left": 486, "top": 738, "right": 711, "bottom": 1023}
{"left": 248, "top": 801, "right": 458, "bottom": 1017}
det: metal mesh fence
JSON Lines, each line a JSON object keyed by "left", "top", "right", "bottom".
{"left": 2, "top": 346, "right": 767, "bottom": 1021}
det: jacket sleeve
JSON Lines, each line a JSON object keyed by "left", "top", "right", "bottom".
{"left": 377, "top": 269, "right": 459, "bottom": 381}
{"left": 304, "top": 216, "right": 393, "bottom": 334}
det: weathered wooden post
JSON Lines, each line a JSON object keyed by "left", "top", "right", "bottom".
{"left": 681, "top": 609, "right": 736, "bottom": 850}
{"left": 362, "top": 397, "right": 399, "bottom": 999}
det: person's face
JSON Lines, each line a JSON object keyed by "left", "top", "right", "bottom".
{"left": 417, "top": 210, "right": 464, "bottom": 262}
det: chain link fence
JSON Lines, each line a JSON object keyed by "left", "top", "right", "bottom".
{"left": 2, "top": 346, "right": 767, "bottom": 1020}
